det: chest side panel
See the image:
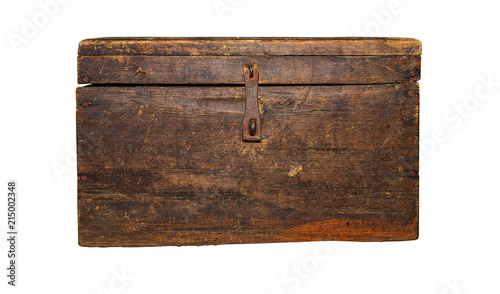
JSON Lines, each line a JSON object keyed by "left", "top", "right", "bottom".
{"left": 76, "top": 84, "right": 418, "bottom": 247}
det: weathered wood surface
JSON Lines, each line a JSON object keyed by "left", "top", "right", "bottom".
{"left": 78, "top": 37, "right": 422, "bottom": 56}
{"left": 77, "top": 83, "right": 419, "bottom": 247}
{"left": 78, "top": 55, "right": 420, "bottom": 85}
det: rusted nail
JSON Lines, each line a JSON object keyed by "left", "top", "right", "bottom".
{"left": 410, "top": 171, "right": 418, "bottom": 178}
{"left": 81, "top": 76, "right": 90, "bottom": 83}
{"left": 81, "top": 101, "right": 89, "bottom": 108}
{"left": 80, "top": 175, "right": 88, "bottom": 181}
{"left": 402, "top": 112, "right": 409, "bottom": 121}
{"left": 248, "top": 119, "right": 257, "bottom": 136}
{"left": 409, "top": 69, "right": 417, "bottom": 77}
{"left": 407, "top": 89, "right": 416, "bottom": 98}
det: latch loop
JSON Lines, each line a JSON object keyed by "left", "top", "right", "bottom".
{"left": 242, "top": 66, "right": 261, "bottom": 142}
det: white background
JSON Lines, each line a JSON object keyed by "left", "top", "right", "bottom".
{"left": 1, "top": 0, "right": 499, "bottom": 293}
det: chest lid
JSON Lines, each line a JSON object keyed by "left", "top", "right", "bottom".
{"left": 78, "top": 37, "right": 421, "bottom": 85}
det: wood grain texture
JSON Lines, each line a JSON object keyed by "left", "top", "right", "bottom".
{"left": 77, "top": 83, "right": 419, "bottom": 247}
{"left": 77, "top": 55, "right": 420, "bottom": 85}
{"left": 78, "top": 37, "right": 422, "bottom": 56}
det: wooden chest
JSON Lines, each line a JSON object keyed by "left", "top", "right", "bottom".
{"left": 77, "top": 37, "right": 421, "bottom": 247}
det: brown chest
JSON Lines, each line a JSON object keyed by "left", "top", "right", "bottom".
{"left": 76, "top": 37, "right": 421, "bottom": 246}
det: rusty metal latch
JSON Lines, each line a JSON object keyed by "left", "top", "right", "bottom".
{"left": 242, "top": 65, "right": 261, "bottom": 142}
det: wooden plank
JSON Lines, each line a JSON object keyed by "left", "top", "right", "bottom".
{"left": 77, "top": 83, "right": 419, "bottom": 247}
{"left": 78, "top": 37, "right": 422, "bottom": 56}
{"left": 78, "top": 55, "right": 420, "bottom": 85}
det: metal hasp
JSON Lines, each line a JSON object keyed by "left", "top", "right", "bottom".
{"left": 242, "top": 66, "right": 261, "bottom": 142}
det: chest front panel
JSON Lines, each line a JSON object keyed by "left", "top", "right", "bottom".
{"left": 76, "top": 38, "right": 421, "bottom": 246}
